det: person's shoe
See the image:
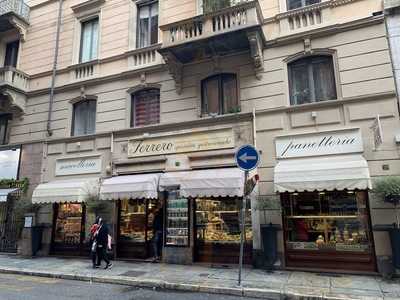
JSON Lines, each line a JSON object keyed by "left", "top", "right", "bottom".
{"left": 104, "top": 263, "right": 113, "bottom": 269}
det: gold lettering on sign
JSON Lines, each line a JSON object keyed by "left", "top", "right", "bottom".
{"left": 128, "top": 129, "right": 235, "bottom": 158}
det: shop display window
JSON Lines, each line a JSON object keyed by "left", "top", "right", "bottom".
{"left": 195, "top": 198, "right": 252, "bottom": 244}
{"left": 119, "top": 199, "right": 158, "bottom": 243}
{"left": 283, "top": 191, "right": 373, "bottom": 252}
{"left": 54, "top": 204, "right": 83, "bottom": 245}
{"left": 165, "top": 190, "right": 189, "bottom": 247}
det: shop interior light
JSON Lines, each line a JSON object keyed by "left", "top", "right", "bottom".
{"left": 319, "top": 192, "right": 325, "bottom": 195}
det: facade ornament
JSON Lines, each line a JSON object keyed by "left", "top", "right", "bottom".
{"left": 304, "top": 38, "right": 312, "bottom": 54}
{"left": 8, "top": 16, "right": 28, "bottom": 42}
{"left": 140, "top": 73, "right": 147, "bottom": 85}
{"left": 162, "top": 53, "right": 183, "bottom": 94}
{"left": 247, "top": 31, "right": 264, "bottom": 80}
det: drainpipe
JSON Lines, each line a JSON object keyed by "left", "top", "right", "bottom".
{"left": 384, "top": 9, "right": 400, "bottom": 117}
{"left": 47, "top": 0, "right": 63, "bottom": 136}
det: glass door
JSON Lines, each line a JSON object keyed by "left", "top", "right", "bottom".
{"left": 52, "top": 203, "right": 85, "bottom": 255}
{"left": 117, "top": 199, "right": 158, "bottom": 259}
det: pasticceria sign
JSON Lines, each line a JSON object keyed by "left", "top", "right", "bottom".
{"left": 128, "top": 129, "right": 235, "bottom": 158}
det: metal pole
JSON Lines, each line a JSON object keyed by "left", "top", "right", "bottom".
{"left": 238, "top": 170, "right": 249, "bottom": 286}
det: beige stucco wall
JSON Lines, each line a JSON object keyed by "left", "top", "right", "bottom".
{"left": 1, "top": 0, "right": 399, "bottom": 269}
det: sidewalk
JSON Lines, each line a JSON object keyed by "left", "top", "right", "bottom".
{"left": 0, "top": 254, "right": 398, "bottom": 300}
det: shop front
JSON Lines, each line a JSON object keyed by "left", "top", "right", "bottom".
{"left": 100, "top": 174, "right": 161, "bottom": 260}
{"left": 32, "top": 177, "right": 100, "bottom": 256}
{"left": 274, "top": 128, "right": 376, "bottom": 272}
{"left": 111, "top": 118, "right": 255, "bottom": 265}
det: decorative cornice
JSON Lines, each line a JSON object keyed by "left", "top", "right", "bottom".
{"left": 266, "top": 0, "right": 364, "bottom": 23}
{"left": 70, "top": 0, "right": 105, "bottom": 13}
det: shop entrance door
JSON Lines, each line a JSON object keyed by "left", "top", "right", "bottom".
{"left": 51, "top": 203, "right": 86, "bottom": 256}
{"left": 117, "top": 199, "right": 157, "bottom": 259}
{"left": 0, "top": 197, "right": 19, "bottom": 253}
{"left": 194, "top": 198, "right": 252, "bottom": 265}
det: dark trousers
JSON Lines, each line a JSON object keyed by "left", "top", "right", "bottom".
{"left": 97, "top": 245, "right": 110, "bottom": 266}
{"left": 153, "top": 231, "right": 163, "bottom": 258}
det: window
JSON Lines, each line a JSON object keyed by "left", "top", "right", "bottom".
{"left": 289, "top": 55, "right": 337, "bottom": 105}
{"left": 79, "top": 18, "right": 99, "bottom": 63}
{"left": 72, "top": 100, "right": 96, "bottom": 136}
{"left": 202, "top": 0, "right": 231, "bottom": 13}
{"left": 287, "top": 0, "right": 320, "bottom": 10}
{"left": 201, "top": 74, "right": 238, "bottom": 115}
{"left": 4, "top": 41, "right": 19, "bottom": 68}
{"left": 0, "top": 114, "right": 11, "bottom": 145}
{"left": 131, "top": 89, "right": 160, "bottom": 127}
{"left": 137, "top": 1, "right": 159, "bottom": 48}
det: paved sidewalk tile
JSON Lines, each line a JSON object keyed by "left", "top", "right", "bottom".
{"left": 0, "top": 254, "right": 398, "bottom": 300}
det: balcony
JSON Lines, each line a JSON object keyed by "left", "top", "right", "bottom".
{"left": 159, "top": 1, "right": 265, "bottom": 92}
{"left": 0, "top": 67, "right": 29, "bottom": 114}
{"left": 0, "top": 0, "right": 30, "bottom": 37}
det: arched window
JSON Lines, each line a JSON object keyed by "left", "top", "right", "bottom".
{"left": 201, "top": 73, "right": 238, "bottom": 116}
{"left": 288, "top": 55, "right": 337, "bottom": 105}
{"left": 72, "top": 99, "right": 96, "bottom": 136}
{"left": 131, "top": 88, "right": 160, "bottom": 127}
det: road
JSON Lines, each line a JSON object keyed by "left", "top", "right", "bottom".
{"left": 0, "top": 273, "right": 259, "bottom": 300}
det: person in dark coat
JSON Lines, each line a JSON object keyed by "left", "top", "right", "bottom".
{"left": 89, "top": 216, "right": 101, "bottom": 268}
{"left": 152, "top": 204, "right": 164, "bottom": 262}
{"left": 96, "top": 219, "right": 112, "bottom": 269}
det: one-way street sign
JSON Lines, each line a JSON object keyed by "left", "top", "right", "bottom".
{"left": 235, "top": 145, "right": 260, "bottom": 171}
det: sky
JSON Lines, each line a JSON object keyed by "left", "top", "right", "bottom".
{"left": 0, "top": 149, "right": 20, "bottom": 180}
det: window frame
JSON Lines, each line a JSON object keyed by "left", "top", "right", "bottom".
{"left": 288, "top": 55, "right": 338, "bottom": 106}
{"left": 131, "top": 88, "right": 161, "bottom": 128}
{"left": 201, "top": 73, "right": 239, "bottom": 116}
{"left": 79, "top": 17, "right": 99, "bottom": 63}
{"left": 286, "top": 0, "right": 321, "bottom": 11}
{"left": 71, "top": 99, "right": 97, "bottom": 136}
{"left": 4, "top": 40, "right": 20, "bottom": 68}
{"left": 136, "top": 0, "right": 159, "bottom": 49}
{"left": 0, "top": 114, "right": 11, "bottom": 145}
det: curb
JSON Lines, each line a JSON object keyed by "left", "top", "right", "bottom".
{"left": 0, "top": 268, "right": 366, "bottom": 300}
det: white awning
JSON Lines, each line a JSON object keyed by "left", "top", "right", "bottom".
{"left": 0, "top": 188, "right": 19, "bottom": 202}
{"left": 32, "top": 178, "right": 100, "bottom": 204}
{"left": 159, "top": 168, "right": 245, "bottom": 198}
{"left": 100, "top": 174, "right": 161, "bottom": 200}
{"left": 274, "top": 154, "right": 372, "bottom": 193}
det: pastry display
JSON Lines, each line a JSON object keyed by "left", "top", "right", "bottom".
{"left": 196, "top": 199, "right": 252, "bottom": 244}
{"left": 283, "top": 191, "right": 373, "bottom": 254}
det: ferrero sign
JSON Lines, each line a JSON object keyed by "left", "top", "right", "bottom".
{"left": 128, "top": 129, "right": 235, "bottom": 158}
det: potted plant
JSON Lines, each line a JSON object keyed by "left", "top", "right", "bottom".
{"left": 374, "top": 176, "right": 400, "bottom": 269}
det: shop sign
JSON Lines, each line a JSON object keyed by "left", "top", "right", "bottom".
{"left": 276, "top": 129, "right": 363, "bottom": 159}
{"left": 128, "top": 129, "right": 234, "bottom": 158}
{"left": 56, "top": 156, "right": 102, "bottom": 176}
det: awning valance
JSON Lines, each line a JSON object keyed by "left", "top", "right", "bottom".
{"left": 32, "top": 178, "right": 100, "bottom": 204}
{"left": 0, "top": 188, "right": 19, "bottom": 202}
{"left": 274, "top": 154, "right": 372, "bottom": 193}
{"left": 100, "top": 174, "right": 161, "bottom": 200}
{"left": 159, "top": 168, "right": 245, "bottom": 198}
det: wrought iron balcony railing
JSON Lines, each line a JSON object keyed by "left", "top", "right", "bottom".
{"left": 0, "top": 0, "right": 30, "bottom": 22}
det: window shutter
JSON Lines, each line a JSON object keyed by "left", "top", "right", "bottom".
{"left": 133, "top": 89, "right": 160, "bottom": 127}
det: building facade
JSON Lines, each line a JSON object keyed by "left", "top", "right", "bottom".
{"left": 0, "top": 0, "right": 399, "bottom": 274}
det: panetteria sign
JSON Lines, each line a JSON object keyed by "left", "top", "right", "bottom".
{"left": 275, "top": 129, "right": 363, "bottom": 159}
{"left": 56, "top": 157, "right": 102, "bottom": 176}
{"left": 128, "top": 129, "right": 234, "bottom": 158}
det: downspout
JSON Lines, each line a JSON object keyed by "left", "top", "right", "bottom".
{"left": 384, "top": 9, "right": 400, "bottom": 116}
{"left": 47, "top": 0, "right": 63, "bottom": 136}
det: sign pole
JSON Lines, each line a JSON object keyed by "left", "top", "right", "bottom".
{"left": 235, "top": 144, "right": 260, "bottom": 287}
{"left": 238, "top": 170, "right": 249, "bottom": 286}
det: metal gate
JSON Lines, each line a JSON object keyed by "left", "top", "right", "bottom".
{"left": 0, "top": 197, "right": 19, "bottom": 253}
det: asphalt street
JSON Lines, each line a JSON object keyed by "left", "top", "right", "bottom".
{"left": 0, "top": 273, "right": 260, "bottom": 300}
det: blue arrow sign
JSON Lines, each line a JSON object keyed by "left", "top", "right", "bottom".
{"left": 235, "top": 145, "right": 260, "bottom": 171}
